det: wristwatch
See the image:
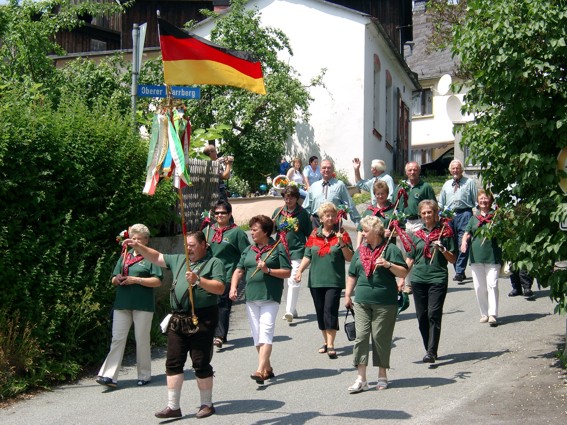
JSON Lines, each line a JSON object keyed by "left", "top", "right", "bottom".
{"left": 267, "top": 268, "right": 272, "bottom": 275}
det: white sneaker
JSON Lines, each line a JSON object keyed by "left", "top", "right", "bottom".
{"left": 348, "top": 379, "right": 368, "bottom": 394}
{"left": 284, "top": 312, "right": 293, "bottom": 323}
{"left": 479, "top": 316, "right": 489, "bottom": 323}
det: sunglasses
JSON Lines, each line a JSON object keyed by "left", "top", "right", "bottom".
{"left": 214, "top": 211, "right": 228, "bottom": 215}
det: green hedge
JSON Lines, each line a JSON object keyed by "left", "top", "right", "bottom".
{"left": 0, "top": 86, "right": 175, "bottom": 399}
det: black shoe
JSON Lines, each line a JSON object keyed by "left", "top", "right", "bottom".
{"left": 95, "top": 376, "right": 117, "bottom": 388}
{"left": 453, "top": 273, "right": 465, "bottom": 283}
{"left": 422, "top": 353, "right": 436, "bottom": 363}
{"left": 508, "top": 289, "right": 523, "bottom": 297}
{"left": 523, "top": 289, "right": 534, "bottom": 297}
{"left": 155, "top": 406, "right": 182, "bottom": 418}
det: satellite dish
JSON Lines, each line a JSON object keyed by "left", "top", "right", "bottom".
{"left": 446, "top": 95, "right": 463, "bottom": 122}
{"left": 437, "top": 74, "right": 452, "bottom": 96}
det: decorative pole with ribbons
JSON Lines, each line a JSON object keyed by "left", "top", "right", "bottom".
{"left": 429, "top": 208, "right": 455, "bottom": 265}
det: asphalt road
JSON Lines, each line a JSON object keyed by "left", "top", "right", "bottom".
{"left": 1, "top": 227, "right": 566, "bottom": 424}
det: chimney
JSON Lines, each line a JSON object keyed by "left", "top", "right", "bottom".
{"left": 213, "top": 0, "right": 230, "bottom": 13}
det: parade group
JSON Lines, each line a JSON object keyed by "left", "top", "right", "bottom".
{"left": 95, "top": 153, "right": 533, "bottom": 420}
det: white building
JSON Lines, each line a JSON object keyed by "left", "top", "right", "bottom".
{"left": 405, "top": 0, "right": 473, "bottom": 167}
{"left": 193, "top": 0, "right": 420, "bottom": 180}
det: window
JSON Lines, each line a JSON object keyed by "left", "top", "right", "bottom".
{"left": 412, "top": 88, "right": 433, "bottom": 116}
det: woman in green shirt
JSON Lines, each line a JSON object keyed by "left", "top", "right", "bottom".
{"left": 345, "top": 216, "right": 408, "bottom": 393}
{"left": 296, "top": 202, "right": 353, "bottom": 359}
{"left": 407, "top": 200, "right": 456, "bottom": 364}
{"left": 230, "top": 215, "right": 291, "bottom": 385}
{"left": 96, "top": 224, "right": 163, "bottom": 388}
{"left": 356, "top": 180, "right": 395, "bottom": 248}
{"left": 460, "top": 190, "right": 502, "bottom": 327}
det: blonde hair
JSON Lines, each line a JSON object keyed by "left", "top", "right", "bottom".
{"left": 317, "top": 201, "right": 337, "bottom": 218}
{"left": 292, "top": 157, "right": 303, "bottom": 168}
{"left": 360, "top": 215, "right": 385, "bottom": 238}
{"left": 129, "top": 223, "right": 150, "bottom": 239}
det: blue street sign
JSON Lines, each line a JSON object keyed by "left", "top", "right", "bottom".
{"left": 137, "top": 85, "right": 201, "bottom": 99}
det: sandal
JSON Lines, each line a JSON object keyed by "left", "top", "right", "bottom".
{"left": 376, "top": 378, "right": 389, "bottom": 390}
{"left": 318, "top": 344, "right": 328, "bottom": 354}
{"left": 327, "top": 348, "right": 337, "bottom": 359}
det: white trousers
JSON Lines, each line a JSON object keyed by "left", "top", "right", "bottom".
{"left": 470, "top": 263, "right": 499, "bottom": 317}
{"left": 285, "top": 259, "right": 302, "bottom": 315}
{"left": 98, "top": 309, "right": 154, "bottom": 382}
{"left": 246, "top": 301, "right": 279, "bottom": 346}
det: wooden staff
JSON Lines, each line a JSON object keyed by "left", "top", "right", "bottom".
{"left": 250, "top": 239, "right": 282, "bottom": 278}
{"left": 167, "top": 96, "right": 198, "bottom": 326}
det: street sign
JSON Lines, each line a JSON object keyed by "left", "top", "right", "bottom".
{"left": 137, "top": 85, "right": 201, "bottom": 99}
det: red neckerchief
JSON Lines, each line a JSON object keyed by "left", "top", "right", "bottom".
{"left": 476, "top": 213, "right": 494, "bottom": 228}
{"left": 251, "top": 243, "right": 273, "bottom": 262}
{"left": 359, "top": 242, "right": 387, "bottom": 277}
{"left": 211, "top": 223, "right": 237, "bottom": 243}
{"left": 122, "top": 251, "right": 143, "bottom": 275}
{"left": 366, "top": 202, "right": 394, "bottom": 218}
{"left": 305, "top": 227, "right": 352, "bottom": 257}
{"left": 415, "top": 224, "right": 454, "bottom": 259}
{"left": 389, "top": 220, "right": 416, "bottom": 252}
{"left": 199, "top": 216, "right": 212, "bottom": 231}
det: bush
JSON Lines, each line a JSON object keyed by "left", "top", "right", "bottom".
{"left": 227, "top": 175, "right": 251, "bottom": 197}
{"left": 0, "top": 85, "right": 176, "bottom": 399}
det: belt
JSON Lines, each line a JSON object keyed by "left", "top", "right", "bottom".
{"left": 454, "top": 208, "right": 472, "bottom": 214}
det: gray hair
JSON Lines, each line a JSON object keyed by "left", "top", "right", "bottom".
{"left": 449, "top": 159, "right": 463, "bottom": 170}
{"left": 371, "top": 159, "right": 386, "bottom": 172}
{"left": 360, "top": 215, "right": 385, "bottom": 238}
{"left": 129, "top": 223, "right": 150, "bottom": 239}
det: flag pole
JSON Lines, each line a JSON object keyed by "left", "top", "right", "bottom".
{"left": 166, "top": 84, "right": 199, "bottom": 326}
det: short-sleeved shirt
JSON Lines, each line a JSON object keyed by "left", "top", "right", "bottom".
{"left": 407, "top": 225, "right": 456, "bottom": 285}
{"left": 204, "top": 224, "right": 250, "bottom": 282}
{"left": 304, "top": 227, "right": 353, "bottom": 289}
{"left": 237, "top": 238, "right": 292, "bottom": 303}
{"left": 465, "top": 213, "right": 502, "bottom": 265}
{"left": 112, "top": 252, "right": 163, "bottom": 312}
{"left": 356, "top": 173, "right": 396, "bottom": 204}
{"left": 357, "top": 203, "right": 396, "bottom": 232}
{"left": 303, "top": 165, "right": 322, "bottom": 185}
{"left": 272, "top": 205, "right": 312, "bottom": 260}
{"left": 439, "top": 176, "right": 478, "bottom": 211}
{"left": 303, "top": 178, "right": 361, "bottom": 224}
{"left": 163, "top": 253, "right": 225, "bottom": 311}
{"left": 348, "top": 243, "right": 407, "bottom": 305}
{"left": 396, "top": 179, "right": 436, "bottom": 219}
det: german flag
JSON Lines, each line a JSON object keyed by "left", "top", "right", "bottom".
{"left": 158, "top": 18, "right": 266, "bottom": 95}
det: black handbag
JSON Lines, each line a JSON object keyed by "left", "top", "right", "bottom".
{"left": 344, "top": 308, "right": 356, "bottom": 341}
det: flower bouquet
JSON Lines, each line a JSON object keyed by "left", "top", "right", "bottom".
{"left": 272, "top": 175, "right": 289, "bottom": 195}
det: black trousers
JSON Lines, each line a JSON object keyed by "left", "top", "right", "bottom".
{"left": 510, "top": 270, "right": 533, "bottom": 291}
{"left": 214, "top": 284, "right": 232, "bottom": 341}
{"left": 310, "top": 287, "right": 342, "bottom": 331}
{"left": 411, "top": 282, "right": 448, "bottom": 356}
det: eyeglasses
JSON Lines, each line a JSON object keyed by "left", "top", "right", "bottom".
{"left": 214, "top": 211, "right": 228, "bottom": 215}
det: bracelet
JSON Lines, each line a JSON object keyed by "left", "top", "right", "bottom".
{"left": 138, "top": 278, "right": 143, "bottom": 285}
{"left": 267, "top": 268, "right": 271, "bottom": 275}
{"left": 387, "top": 261, "right": 392, "bottom": 269}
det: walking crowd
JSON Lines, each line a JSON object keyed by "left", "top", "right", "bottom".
{"left": 95, "top": 154, "right": 536, "bottom": 419}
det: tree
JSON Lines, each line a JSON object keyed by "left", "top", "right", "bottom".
{"left": 425, "top": 0, "right": 468, "bottom": 53}
{"left": 185, "top": 0, "right": 320, "bottom": 189}
{"left": 452, "top": 0, "right": 567, "bottom": 312}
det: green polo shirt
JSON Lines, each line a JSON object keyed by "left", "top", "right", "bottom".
{"left": 204, "top": 224, "right": 250, "bottom": 282}
{"left": 357, "top": 203, "right": 396, "bottom": 232}
{"left": 348, "top": 243, "right": 407, "bottom": 305}
{"left": 272, "top": 205, "right": 312, "bottom": 260}
{"left": 164, "top": 253, "right": 225, "bottom": 311}
{"left": 304, "top": 228, "right": 353, "bottom": 289}
{"left": 237, "top": 238, "right": 291, "bottom": 303}
{"left": 465, "top": 214, "right": 502, "bottom": 265}
{"left": 396, "top": 180, "right": 436, "bottom": 218}
{"left": 407, "top": 225, "right": 456, "bottom": 285}
{"left": 112, "top": 252, "right": 163, "bottom": 312}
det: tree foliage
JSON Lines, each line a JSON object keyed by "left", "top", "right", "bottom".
{"left": 452, "top": 0, "right": 567, "bottom": 312}
{"left": 186, "top": 0, "right": 317, "bottom": 189}
{"left": 425, "top": 0, "right": 468, "bottom": 53}
{"left": 0, "top": 1, "right": 176, "bottom": 398}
